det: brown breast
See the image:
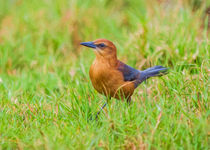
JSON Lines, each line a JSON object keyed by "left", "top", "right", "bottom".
{"left": 89, "top": 59, "right": 135, "bottom": 100}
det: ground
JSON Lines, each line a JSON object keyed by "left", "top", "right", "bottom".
{"left": 0, "top": 0, "right": 209, "bottom": 149}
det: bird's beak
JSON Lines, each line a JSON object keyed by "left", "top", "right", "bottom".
{"left": 80, "top": 41, "right": 96, "bottom": 49}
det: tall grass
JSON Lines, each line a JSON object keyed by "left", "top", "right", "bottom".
{"left": 0, "top": 0, "right": 209, "bottom": 149}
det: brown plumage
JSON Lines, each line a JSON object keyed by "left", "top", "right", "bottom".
{"left": 80, "top": 39, "right": 168, "bottom": 118}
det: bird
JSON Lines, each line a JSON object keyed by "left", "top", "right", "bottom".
{"left": 80, "top": 39, "right": 168, "bottom": 119}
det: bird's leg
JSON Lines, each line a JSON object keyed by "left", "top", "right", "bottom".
{"left": 95, "top": 102, "right": 107, "bottom": 120}
{"left": 88, "top": 98, "right": 109, "bottom": 121}
{"left": 127, "top": 97, "right": 131, "bottom": 105}
{"left": 94, "top": 97, "right": 110, "bottom": 120}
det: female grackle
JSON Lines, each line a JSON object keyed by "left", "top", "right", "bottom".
{"left": 80, "top": 39, "right": 168, "bottom": 118}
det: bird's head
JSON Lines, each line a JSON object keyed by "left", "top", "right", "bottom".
{"left": 80, "top": 39, "right": 117, "bottom": 59}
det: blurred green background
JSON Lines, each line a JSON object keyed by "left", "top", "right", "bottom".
{"left": 0, "top": 0, "right": 209, "bottom": 149}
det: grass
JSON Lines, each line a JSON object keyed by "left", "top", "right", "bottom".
{"left": 0, "top": 0, "right": 209, "bottom": 149}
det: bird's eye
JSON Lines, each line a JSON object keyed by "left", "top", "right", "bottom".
{"left": 97, "top": 43, "right": 106, "bottom": 48}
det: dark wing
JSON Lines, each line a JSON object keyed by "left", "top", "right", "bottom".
{"left": 117, "top": 61, "right": 140, "bottom": 87}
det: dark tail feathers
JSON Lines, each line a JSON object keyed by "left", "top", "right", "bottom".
{"left": 140, "top": 66, "right": 168, "bottom": 81}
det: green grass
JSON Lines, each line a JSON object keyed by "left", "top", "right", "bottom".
{"left": 0, "top": 0, "right": 209, "bottom": 149}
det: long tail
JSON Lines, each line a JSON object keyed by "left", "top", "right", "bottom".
{"left": 139, "top": 66, "right": 168, "bottom": 82}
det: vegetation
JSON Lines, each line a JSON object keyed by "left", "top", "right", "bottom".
{"left": 0, "top": 0, "right": 209, "bottom": 149}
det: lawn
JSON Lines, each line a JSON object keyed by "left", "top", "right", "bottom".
{"left": 0, "top": 0, "right": 209, "bottom": 149}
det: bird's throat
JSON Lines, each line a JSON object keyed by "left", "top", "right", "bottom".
{"left": 95, "top": 53, "right": 118, "bottom": 67}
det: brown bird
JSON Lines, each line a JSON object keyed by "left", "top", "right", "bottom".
{"left": 80, "top": 39, "right": 168, "bottom": 118}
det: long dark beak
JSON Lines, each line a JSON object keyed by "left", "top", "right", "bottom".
{"left": 80, "top": 41, "right": 96, "bottom": 49}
